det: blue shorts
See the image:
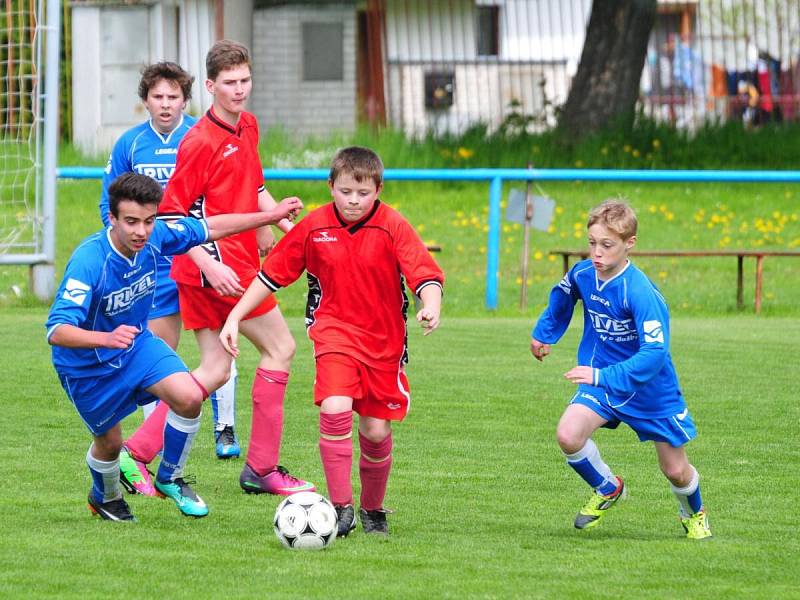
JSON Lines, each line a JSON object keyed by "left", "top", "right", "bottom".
{"left": 150, "top": 256, "right": 180, "bottom": 320}
{"left": 571, "top": 384, "right": 697, "bottom": 448}
{"left": 57, "top": 332, "right": 188, "bottom": 435}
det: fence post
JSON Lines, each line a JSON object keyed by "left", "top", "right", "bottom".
{"left": 485, "top": 175, "right": 503, "bottom": 310}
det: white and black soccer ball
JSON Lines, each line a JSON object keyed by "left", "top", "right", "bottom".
{"left": 273, "top": 491, "right": 337, "bottom": 550}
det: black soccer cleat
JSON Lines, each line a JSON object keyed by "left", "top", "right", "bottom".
{"left": 359, "top": 507, "right": 389, "bottom": 537}
{"left": 335, "top": 504, "right": 357, "bottom": 537}
{"left": 87, "top": 494, "right": 136, "bottom": 522}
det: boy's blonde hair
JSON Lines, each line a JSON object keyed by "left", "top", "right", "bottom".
{"left": 329, "top": 146, "right": 384, "bottom": 188}
{"left": 206, "top": 39, "right": 251, "bottom": 81}
{"left": 587, "top": 199, "right": 638, "bottom": 240}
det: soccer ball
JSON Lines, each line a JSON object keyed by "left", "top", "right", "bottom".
{"left": 273, "top": 491, "right": 337, "bottom": 550}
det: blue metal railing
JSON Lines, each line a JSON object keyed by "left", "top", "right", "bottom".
{"left": 58, "top": 167, "right": 800, "bottom": 309}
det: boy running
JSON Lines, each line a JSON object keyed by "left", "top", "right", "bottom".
{"left": 530, "top": 199, "right": 712, "bottom": 540}
{"left": 123, "top": 39, "right": 314, "bottom": 495}
{"left": 219, "top": 146, "right": 444, "bottom": 537}
{"left": 47, "top": 173, "right": 301, "bottom": 521}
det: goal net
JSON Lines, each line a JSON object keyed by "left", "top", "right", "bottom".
{"left": 0, "top": 0, "right": 44, "bottom": 262}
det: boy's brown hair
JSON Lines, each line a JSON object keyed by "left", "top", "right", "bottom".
{"left": 329, "top": 146, "right": 384, "bottom": 188}
{"left": 138, "top": 62, "right": 194, "bottom": 102}
{"left": 587, "top": 199, "right": 638, "bottom": 240}
{"left": 206, "top": 39, "right": 251, "bottom": 81}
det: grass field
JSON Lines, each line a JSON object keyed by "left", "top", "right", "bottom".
{"left": 1, "top": 310, "right": 798, "bottom": 598}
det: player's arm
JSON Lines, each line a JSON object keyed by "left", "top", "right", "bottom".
{"left": 531, "top": 269, "right": 579, "bottom": 360}
{"left": 205, "top": 197, "right": 302, "bottom": 241}
{"left": 256, "top": 187, "right": 298, "bottom": 255}
{"left": 99, "top": 137, "right": 133, "bottom": 227}
{"left": 416, "top": 283, "right": 442, "bottom": 336}
{"left": 218, "top": 278, "right": 273, "bottom": 358}
{"left": 48, "top": 323, "right": 139, "bottom": 349}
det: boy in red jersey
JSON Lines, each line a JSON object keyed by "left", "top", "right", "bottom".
{"left": 219, "top": 146, "right": 444, "bottom": 537}
{"left": 122, "top": 39, "right": 314, "bottom": 496}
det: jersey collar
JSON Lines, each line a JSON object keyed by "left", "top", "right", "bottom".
{"left": 333, "top": 200, "right": 381, "bottom": 233}
{"left": 207, "top": 106, "right": 239, "bottom": 135}
{"left": 148, "top": 114, "right": 185, "bottom": 145}
{"left": 105, "top": 228, "right": 140, "bottom": 267}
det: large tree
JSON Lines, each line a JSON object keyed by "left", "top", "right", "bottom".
{"left": 558, "top": 0, "right": 657, "bottom": 138}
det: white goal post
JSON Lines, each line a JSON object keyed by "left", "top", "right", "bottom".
{"left": 0, "top": 0, "right": 59, "bottom": 300}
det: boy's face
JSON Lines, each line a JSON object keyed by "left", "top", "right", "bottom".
{"left": 206, "top": 64, "right": 252, "bottom": 120}
{"left": 109, "top": 200, "right": 158, "bottom": 258}
{"left": 144, "top": 78, "right": 186, "bottom": 134}
{"left": 329, "top": 173, "right": 383, "bottom": 223}
{"left": 587, "top": 223, "right": 635, "bottom": 279}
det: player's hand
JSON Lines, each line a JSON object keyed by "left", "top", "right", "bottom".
{"left": 416, "top": 307, "right": 440, "bottom": 336}
{"left": 273, "top": 196, "right": 303, "bottom": 223}
{"left": 201, "top": 260, "right": 244, "bottom": 297}
{"left": 219, "top": 320, "right": 240, "bottom": 358}
{"left": 105, "top": 325, "right": 139, "bottom": 349}
{"left": 530, "top": 338, "right": 550, "bottom": 362}
{"left": 564, "top": 366, "right": 593, "bottom": 385}
{"left": 258, "top": 226, "right": 276, "bottom": 257}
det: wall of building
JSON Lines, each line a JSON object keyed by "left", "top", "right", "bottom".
{"left": 251, "top": 3, "right": 356, "bottom": 139}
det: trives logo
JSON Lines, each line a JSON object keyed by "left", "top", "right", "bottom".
{"left": 222, "top": 143, "right": 239, "bottom": 158}
{"left": 312, "top": 230, "right": 338, "bottom": 243}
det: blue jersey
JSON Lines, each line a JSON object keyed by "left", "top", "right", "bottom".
{"left": 99, "top": 115, "right": 196, "bottom": 226}
{"left": 533, "top": 259, "right": 685, "bottom": 418}
{"left": 46, "top": 218, "right": 209, "bottom": 378}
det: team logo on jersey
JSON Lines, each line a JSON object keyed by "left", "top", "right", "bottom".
{"left": 643, "top": 320, "right": 664, "bottom": 343}
{"left": 312, "top": 231, "right": 338, "bottom": 243}
{"left": 103, "top": 271, "right": 156, "bottom": 315}
{"left": 63, "top": 278, "right": 90, "bottom": 306}
{"left": 223, "top": 143, "right": 239, "bottom": 158}
{"left": 587, "top": 308, "right": 636, "bottom": 342}
{"left": 134, "top": 164, "right": 175, "bottom": 184}
{"left": 675, "top": 408, "right": 689, "bottom": 421}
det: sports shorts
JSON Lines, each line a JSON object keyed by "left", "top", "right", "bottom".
{"left": 314, "top": 353, "right": 411, "bottom": 421}
{"left": 570, "top": 384, "right": 697, "bottom": 447}
{"left": 150, "top": 256, "right": 180, "bottom": 320}
{"left": 57, "top": 332, "right": 188, "bottom": 435}
{"left": 177, "top": 282, "right": 277, "bottom": 330}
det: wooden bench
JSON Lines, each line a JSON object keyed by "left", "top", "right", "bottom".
{"left": 551, "top": 249, "right": 800, "bottom": 313}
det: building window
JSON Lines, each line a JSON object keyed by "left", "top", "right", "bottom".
{"left": 476, "top": 5, "right": 499, "bottom": 57}
{"left": 302, "top": 22, "right": 344, "bottom": 81}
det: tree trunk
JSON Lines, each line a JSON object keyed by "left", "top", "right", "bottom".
{"left": 558, "top": 0, "right": 657, "bottom": 138}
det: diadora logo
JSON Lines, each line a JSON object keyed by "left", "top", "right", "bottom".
{"left": 590, "top": 293, "right": 610, "bottom": 307}
{"left": 63, "top": 278, "right": 90, "bottom": 306}
{"left": 312, "top": 230, "right": 338, "bottom": 243}
{"left": 588, "top": 308, "right": 636, "bottom": 342}
{"left": 103, "top": 272, "right": 156, "bottom": 315}
{"left": 643, "top": 320, "right": 664, "bottom": 344}
{"left": 134, "top": 164, "right": 175, "bottom": 184}
{"left": 387, "top": 403, "right": 402, "bottom": 410}
{"left": 223, "top": 143, "right": 239, "bottom": 158}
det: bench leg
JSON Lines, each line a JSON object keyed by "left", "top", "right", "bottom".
{"left": 755, "top": 255, "right": 764, "bottom": 314}
{"left": 737, "top": 255, "right": 743, "bottom": 310}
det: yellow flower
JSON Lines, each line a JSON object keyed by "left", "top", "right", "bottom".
{"left": 658, "top": 271, "right": 667, "bottom": 279}
{"left": 652, "top": 139, "right": 661, "bottom": 149}
{"left": 533, "top": 250, "right": 543, "bottom": 260}
{"left": 575, "top": 160, "right": 584, "bottom": 168}
{"left": 556, "top": 206, "right": 564, "bottom": 215}
{"left": 457, "top": 147, "right": 474, "bottom": 159}
{"left": 601, "top": 147, "right": 608, "bottom": 155}
{"left": 623, "top": 144, "right": 631, "bottom": 153}
{"left": 479, "top": 246, "right": 486, "bottom": 254}
{"left": 416, "top": 224, "right": 425, "bottom": 232}
{"left": 632, "top": 149, "right": 640, "bottom": 158}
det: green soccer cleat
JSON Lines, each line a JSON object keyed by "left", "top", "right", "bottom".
{"left": 574, "top": 478, "right": 626, "bottom": 530}
{"left": 681, "top": 509, "right": 713, "bottom": 540}
{"left": 155, "top": 477, "right": 209, "bottom": 518}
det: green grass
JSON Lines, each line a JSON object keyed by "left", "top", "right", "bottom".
{"left": 1, "top": 310, "right": 798, "bottom": 598}
{"left": 2, "top": 176, "right": 799, "bottom": 317}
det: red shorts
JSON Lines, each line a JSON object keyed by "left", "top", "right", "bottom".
{"left": 314, "top": 353, "right": 411, "bottom": 421}
{"left": 177, "top": 283, "right": 278, "bottom": 330}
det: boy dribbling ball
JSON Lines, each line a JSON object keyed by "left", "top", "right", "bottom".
{"left": 220, "top": 146, "right": 444, "bottom": 538}
{"left": 530, "top": 199, "right": 712, "bottom": 540}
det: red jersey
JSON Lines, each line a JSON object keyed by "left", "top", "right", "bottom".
{"left": 158, "top": 108, "right": 265, "bottom": 287}
{"left": 258, "top": 201, "right": 444, "bottom": 368}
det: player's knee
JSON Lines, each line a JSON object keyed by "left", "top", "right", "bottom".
{"left": 170, "top": 386, "right": 204, "bottom": 418}
{"left": 555, "top": 425, "right": 584, "bottom": 454}
{"left": 660, "top": 462, "right": 690, "bottom": 485}
{"left": 273, "top": 336, "right": 296, "bottom": 364}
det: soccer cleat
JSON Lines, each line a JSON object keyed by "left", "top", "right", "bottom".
{"left": 119, "top": 447, "right": 157, "bottom": 497}
{"left": 239, "top": 463, "right": 315, "bottom": 496}
{"left": 87, "top": 494, "right": 136, "bottom": 522}
{"left": 154, "top": 477, "right": 209, "bottom": 518}
{"left": 359, "top": 508, "right": 390, "bottom": 537}
{"left": 681, "top": 509, "right": 713, "bottom": 540}
{"left": 335, "top": 504, "right": 357, "bottom": 538}
{"left": 574, "top": 477, "right": 626, "bottom": 530}
{"left": 214, "top": 424, "right": 241, "bottom": 460}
